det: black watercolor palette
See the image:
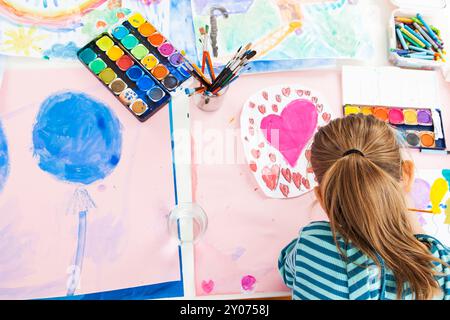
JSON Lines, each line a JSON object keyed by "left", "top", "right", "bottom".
{"left": 78, "top": 33, "right": 171, "bottom": 122}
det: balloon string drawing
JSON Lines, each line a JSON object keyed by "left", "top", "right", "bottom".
{"left": 32, "top": 91, "right": 122, "bottom": 296}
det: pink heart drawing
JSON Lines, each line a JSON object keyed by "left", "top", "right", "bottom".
{"left": 262, "top": 91, "right": 269, "bottom": 100}
{"left": 282, "top": 87, "right": 291, "bottom": 97}
{"left": 292, "top": 172, "right": 302, "bottom": 189}
{"left": 275, "top": 94, "right": 282, "bottom": 103}
{"left": 262, "top": 165, "right": 280, "bottom": 191}
{"left": 248, "top": 102, "right": 255, "bottom": 108}
{"left": 281, "top": 168, "right": 291, "bottom": 183}
{"left": 260, "top": 99, "right": 318, "bottom": 167}
{"left": 249, "top": 161, "right": 257, "bottom": 172}
{"left": 280, "top": 184, "right": 290, "bottom": 197}
{"left": 272, "top": 104, "right": 278, "bottom": 112}
{"left": 201, "top": 280, "right": 215, "bottom": 294}
{"left": 258, "top": 104, "right": 266, "bottom": 114}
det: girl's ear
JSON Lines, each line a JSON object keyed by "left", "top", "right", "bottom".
{"left": 402, "top": 160, "right": 415, "bottom": 193}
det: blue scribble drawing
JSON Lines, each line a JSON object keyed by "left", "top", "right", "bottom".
{"left": 0, "top": 122, "right": 10, "bottom": 192}
{"left": 43, "top": 41, "right": 80, "bottom": 59}
{"left": 32, "top": 91, "right": 122, "bottom": 296}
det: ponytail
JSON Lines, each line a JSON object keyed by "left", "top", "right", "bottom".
{"left": 311, "top": 115, "right": 444, "bottom": 299}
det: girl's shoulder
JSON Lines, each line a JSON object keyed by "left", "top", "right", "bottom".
{"left": 300, "top": 220, "right": 333, "bottom": 235}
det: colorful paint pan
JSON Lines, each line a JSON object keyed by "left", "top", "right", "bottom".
{"left": 162, "top": 75, "right": 179, "bottom": 90}
{"left": 148, "top": 33, "right": 165, "bottom": 47}
{"left": 344, "top": 105, "right": 360, "bottom": 116}
{"left": 126, "top": 65, "right": 144, "bottom": 82}
{"left": 131, "top": 44, "right": 149, "bottom": 60}
{"left": 403, "top": 109, "right": 418, "bottom": 125}
{"left": 420, "top": 132, "right": 435, "bottom": 148}
{"left": 89, "top": 58, "right": 107, "bottom": 74}
{"left": 119, "top": 88, "right": 138, "bottom": 105}
{"left": 121, "top": 34, "right": 139, "bottom": 50}
{"left": 99, "top": 68, "right": 117, "bottom": 85}
{"left": 373, "top": 107, "right": 389, "bottom": 122}
{"left": 96, "top": 35, "right": 114, "bottom": 51}
{"left": 421, "top": 133, "right": 437, "bottom": 148}
{"left": 116, "top": 55, "right": 134, "bottom": 71}
{"left": 405, "top": 131, "right": 420, "bottom": 147}
{"left": 151, "top": 64, "right": 169, "bottom": 80}
{"left": 109, "top": 78, "right": 127, "bottom": 95}
{"left": 106, "top": 45, "right": 124, "bottom": 61}
{"left": 79, "top": 48, "right": 97, "bottom": 64}
{"left": 361, "top": 106, "right": 373, "bottom": 115}
{"left": 141, "top": 54, "right": 159, "bottom": 70}
{"left": 128, "top": 13, "right": 146, "bottom": 28}
{"left": 417, "top": 109, "right": 432, "bottom": 125}
{"left": 111, "top": 25, "right": 129, "bottom": 40}
{"left": 169, "top": 52, "right": 184, "bottom": 67}
{"left": 138, "top": 22, "right": 156, "bottom": 37}
{"left": 130, "top": 99, "right": 148, "bottom": 115}
{"left": 147, "top": 87, "right": 166, "bottom": 102}
{"left": 158, "top": 42, "right": 175, "bottom": 57}
{"left": 136, "top": 75, "right": 155, "bottom": 91}
{"left": 388, "top": 108, "right": 404, "bottom": 125}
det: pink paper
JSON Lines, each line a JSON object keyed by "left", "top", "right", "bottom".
{"left": 0, "top": 66, "right": 180, "bottom": 299}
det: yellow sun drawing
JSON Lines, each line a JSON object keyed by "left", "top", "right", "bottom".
{"left": 2, "top": 27, "right": 48, "bottom": 56}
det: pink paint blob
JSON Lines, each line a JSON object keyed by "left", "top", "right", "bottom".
{"left": 388, "top": 108, "right": 404, "bottom": 125}
{"left": 158, "top": 42, "right": 175, "bottom": 57}
{"left": 241, "top": 275, "right": 256, "bottom": 292}
{"left": 201, "top": 280, "right": 215, "bottom": 294}
{"left": 260, "top": 99, "right": 318, "bottom": 167}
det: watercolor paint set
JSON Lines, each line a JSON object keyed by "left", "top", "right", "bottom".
{"left": 77, "top": 12, "right": 191, "bottom": 122}
{"left": 344, "top": 104, "right": 446, "bottom": 150}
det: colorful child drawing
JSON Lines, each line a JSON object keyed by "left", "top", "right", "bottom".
{"left": 32, "top": 91, "right": 122, "bottom": 296}
{"left": 240, "top": 84, "right": 331, "bottom": 199}
{"left": 0, "top": 0, "right": 152, "bottom": 59}
{"left": 191, "top": 0, "right": 372, "bottom": 69}
{"left": 410, "top": 169, "right": 450, "bottom": 246}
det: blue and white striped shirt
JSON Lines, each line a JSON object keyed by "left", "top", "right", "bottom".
{"left": 278, "top": 221, "right": 450, "bottom": 300}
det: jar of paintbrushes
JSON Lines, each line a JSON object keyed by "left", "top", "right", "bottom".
{"left": 184, "top": 25, "right": 256, "bottom": 111}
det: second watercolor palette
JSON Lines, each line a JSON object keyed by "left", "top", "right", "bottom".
{"left": 344, "top": 105, "right": 446, "bottom": 150}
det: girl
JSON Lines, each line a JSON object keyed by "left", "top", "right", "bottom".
{"left": 278, "top": 114, "right": 450, "bottom": 300}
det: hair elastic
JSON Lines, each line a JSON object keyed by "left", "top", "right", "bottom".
{"left": 342, "top": 149, "right": 365, "bottom": 157}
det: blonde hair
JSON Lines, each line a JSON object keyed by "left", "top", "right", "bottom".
{"left": 311, "top": 114, "right": 443, "bottom": 300}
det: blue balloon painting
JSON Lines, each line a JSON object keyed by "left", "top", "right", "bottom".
{"left": 0, "top": 122, "right": 9, "bottom": 192}
{"left": 32, "top": 91, "right": 122, "bottom": 296}
{"left": 32, "top": 91, "right": 122, "bottom": 185}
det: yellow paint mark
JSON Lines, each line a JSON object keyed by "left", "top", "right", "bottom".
{"left": 430, "top": 178, "right": 448, "bottom": 213}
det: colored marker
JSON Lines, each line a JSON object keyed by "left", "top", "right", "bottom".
{"left": 416, "top": 14, "right": 439, "bottom": 42}
{"left": 413, "top": 22, "right": 439, "bottom": 50}
{"left": 396, "top": 28, "right": 408, "bottom": 50}
{"left": 400, "top": 27, "right": 425, "bottom": 48}
{"left": 409, "top": 45, "right": 434, "bottom": 54}
{"left": 395, "top": 17, "right": 413, "bottom": 24}
{"left": 407, "top": 54, "right": 435, "bottom": 60}
{"left": 403, "top": 24, "right": 431, "bottom": 48}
